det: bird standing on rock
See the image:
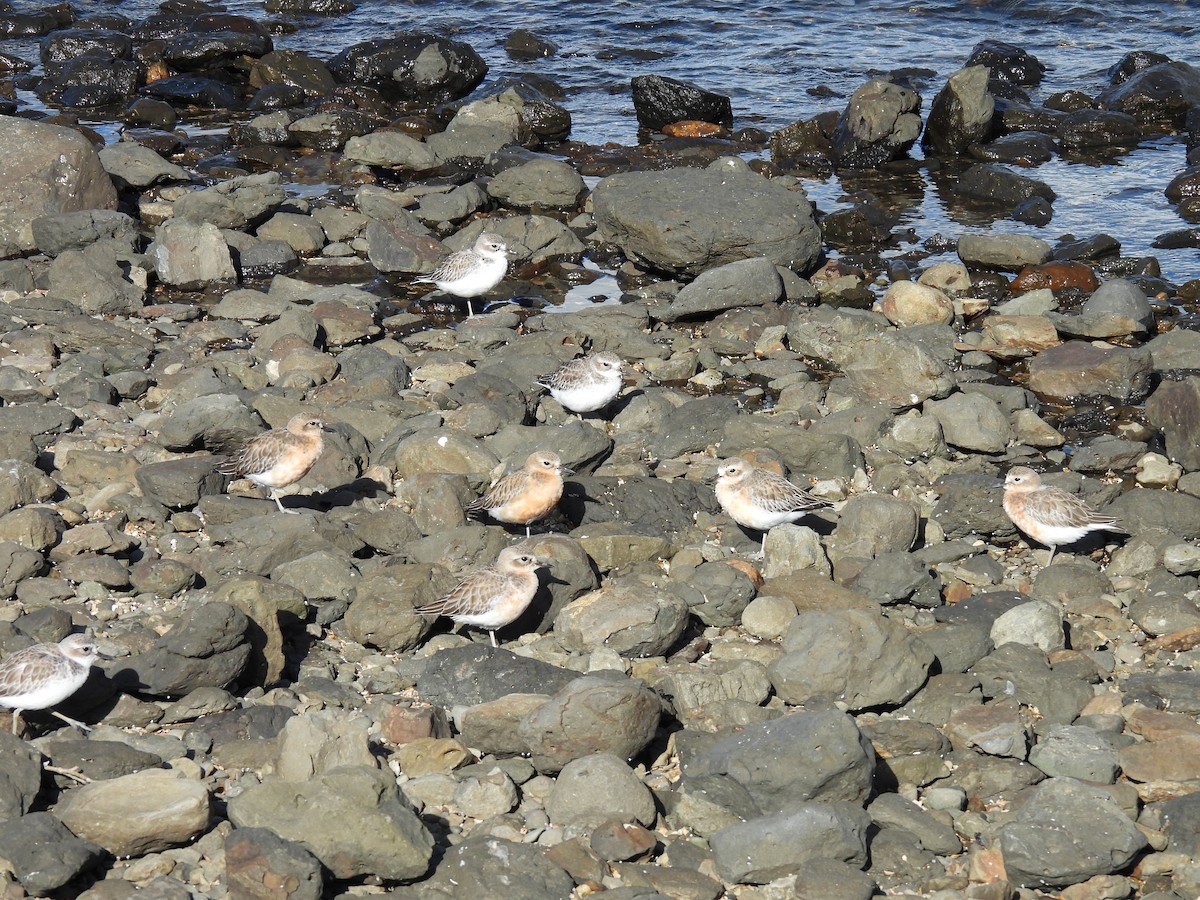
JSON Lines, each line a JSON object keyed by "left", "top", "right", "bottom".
{"left": 537, "top": 350, "right": 624, "bottom": 414}
{"left": 1002, "top": 466, "right": 1125, "bottom": 565}
{"left": 467, "top": 450, "right": 571, "bottom": 536}
{"left": 0, "top": 634, "right": 100, "bottom": 734}
{"left": 715, "top": 456, "right": 829, "bottom": 556}
{"left": 414, "top": 232, "right": 509, "bottom": 317}
{"left": 218, "top": 414, "right": 331, "bottom": 514}
{"left": 414, "top": 546, "right": 545, "bottom": 647}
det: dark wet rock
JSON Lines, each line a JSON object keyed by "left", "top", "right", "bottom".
{"left": 684, "top": 710, "right": 874, "bottom": 813}
{"left": 952, "top": 162, "right": 1056, "bottom": 209}
{"left": 420, "top": 836, "right": 573, "bottom": 898}
{"left": 923, "top": 66, "right": 994, "bottom": 156}
{"left": 40, "top": 54, "right": 140, "bottom": 109}
{"left": 289, "top": 107, "right": 381, "bottom": 152}
{"left": 1057, "top": 108, "right": 1141, "bottom": 151}
{"left": 999, "top": 778, "right": 1147, "bottom": 888}
{"left": 144, "top": 74, "right": 242, "bottom": 109}
{"left": 546, "top": 752, "right": 657, "bottom": 827}
{"left": 228, "top": 766, "right": 434, "bottom": 880}
{"left": 966, "top": 39, "right": 1046, "bottom": 88}
{"left": 1026, "top": 340, "right": 1152, "bottom": 402}
{"left": 56, "top": 768, "right": 210, "bottom": 857}
{"left": 518, "top": 674, "right": 662, "bottom": 773}
{"left": 631, "top": 74, "right": 732, "bottom": 132}
{"left": 231, "top": 109, "right": 301, "bottom": 147}
{"left": 1146, "top": 377, "right": 1200, "bottom": 471}
{"left": 225, "top": 827, "right": 324, "bottom": 900}
{"left": 417, "top": 645, "right": 577, "bottom": 708}
{"left": 769, "top": 608, "right": 934, "bottom": 709}
{"left": 505, "top": 29, "right": 558, "bottom": 59}
{"left": 653, "top": 256, "right": 783, "bottom": 322}
{"left": 1098, "top": 60, "right": 1200, "bottom": 130}
{"left": 593, "top": 160, "right": 821, "bottom": 277}
{"left": 830, "top": 78, "right": 921, "bottom": 169}
{"left": 972, "top": 130, "right": 1056, "bottom": 166}
{"left": 0, "top": 812, "right": 106, "bottom": 895}
{"left": 328, "top": 33, "right": 487, "bottom": 103}
{"left": 117, "top": 602, "right": 251, "bottom": 697}
{"left": 711, "top": 802, "right": 870, "bottom": 884}
{"left": 250, "top": 49, "right": 337, "bottom": 98}
{"left": 0, "top": 116, "right": 117, "bottom": 258}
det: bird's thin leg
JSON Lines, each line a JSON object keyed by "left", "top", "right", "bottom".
{"left": 9, "top": 710, "right": 20, "bottom": 735}
{"left": 525, "top": 525, "right": 532, "bottom": 538}
{"left": 272, "top": 491, "right": 298, "bottom": 515}
{"left": 466, "top": 300, "right": 475, "bottom": 317}
{"left": 1045, "top": 546, "right": 1056, "bottom": 567}
{"left": 489, "top": 631, "right": 497, "bottom": 649}
{"left": 52, "top": 711, "right": 91, "bottom": 732}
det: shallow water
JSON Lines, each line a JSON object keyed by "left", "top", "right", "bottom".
{"left": 5, "top": 0, "right": 1200, "bottom": 286}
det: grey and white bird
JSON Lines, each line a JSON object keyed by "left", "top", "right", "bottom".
{"left": 714, "top": 457, "right": 829, "bottom": 556}
{"left": 0, "top": 634, "right": 99, "bottom": 734}
{"left": 414, "top": 232, "right": 509, "bottom": 317}
{"left": 537, "top": 351, "right": 624, "bottom": 414}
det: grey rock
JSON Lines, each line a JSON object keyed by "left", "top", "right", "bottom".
{"left": 990, "top": 598, "right": 1065, "bottom": 652}
{"left": 830, "top": 495, "right": 919, "bottom": 561}
{"left": 56, "top": 768, "right": 210, "bottom": 857}
{"left": 831, "top": 77, "right": 922, "bottom": 168}
{"left": 519, "top": 674, "right": 662, "bottom": 773}
{"left": 450, "top": 214, "right": 585, "bottom": 266}
{"left": 0, "top": 116, "right": 117, "bottom": 257}
{"left": 684, "top": 710, "right": 874, "bottom": 813}
{"left": 762, "top": 524, "right": 831, "bottom": 580}
{"left": 769, "top": 608, "right": 934, "bottom": 709}
{"left": 276, "top": 710, "right": 375, "bottom": 781}
{"left": 958, "top": 233, "right": 1052, "bottom": 269}
{"left": 849, "top": 552, "right": 940, "bottom": 607}
{"left": 931, "top": 475, "right": 1016, "bottom": 541}
{"left": 999, "top": 778, "right": 1148, "bottom": 888}
{"left": 225, "top": 827, "right": 324, "bottom": 900}
{"left": 1022, "top": 340, "right": 1152, "bottom": 403}
{"left": 0, "top": 730, "right": 42, "bottom": 822}
{"left": 457, "top": 694, "right": 546, "bottom": 757}
{"left": 0, "top": 812, "right": 106, "bottom": 895}
{"left": 0, "top": 459, "right": 56, "bottom": 516}
{"left": 117, "top": 602, "right": 250, "bottom": 697}
{"left": 924, "top": 65, "right": 994, "bottom": 156}
{"left": 654, "top": 257, "right": 783, "bottom": 322}
{"left": 152, "top": 220, "right": 236, "bottom": 289}
{"left": 135, "top": 456, "right": 226, "bottom": 510}
{"left": 419, "top": 836, "right": 574, "bottom": 900}
{"left": 1146, "top": 376, "right": 1200, "bottom": 471}
{"left": 48, "top": 243, "right": 144, "bottom": 314}
{"left": 867, "top": 793, "right": 963, "bottom": 855}
{"left": 159, "top": 393, "right": 261, "bottom": 451}
{"left": 343, "top": 130, "right": 438, "bottom": 170}
{"left": 453, "top": 767, "right": 519, "bottom": 819}
{"left": 554, "top": 580, "right": 689, "bottom": 658}
{"left": 487, "top": 158, "right": 586, "bottom": 209}
{"left": 417, "top": 645, "right": 577, "bottom": 708}
{"left": 1147, "top": 328, "right": 1200, "bottom": 371}
{"left": 593, "top": 161, "right": 821, "bottom": 278}
{"left": 841, "top": 333, "right": 955, "bottom": 410}
{"left": 227, "top": 765, "right": 434, "bottom": 880}
{"left": 648, "top": 659, "right": 772, "bottom": 727}
{"left": 971, "top": 642, "right": 1093, "bottom": 724}
{"left": 343, "top": 564, "right": 440, "bottom": 653}
{"left": 723, "top": 420, "right": 865, "bottom": 479}
{"left": 710, "top": 801, "right": 870, "bottom": 884}
{"left": 98, "top": 141, "right": 190, "bottom": 188}
{"left": 1106, "top": 486, "right": 1200, "bottom": 540}
{"left": 1028, "top": 724, "right": 1120, "bottom": 783}
{"left": 546, "top": 752, "right": 657, "bottom": 827}
{"left": 257, "top": 212, "right": 326, "bottom": 254}
{"left": 31, "top": 209, "right": 139, "bottom": 256}
{"left": 1048, "top": 278, "right": 1153, "bottom": 338}
{"left": 924, "top": 391, "right": 1014, "bottom": 453}
{"left": 667, "top": 559, "right": 758, "bottom": 627}
{"left": 651, "top": 395, "right": 742, "bottom": 460}
{"left": 172, "top": 173, "right": 286, "bottom": 229}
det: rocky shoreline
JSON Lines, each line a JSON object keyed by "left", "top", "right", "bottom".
{"left": 0, "top": 2, "right": 1199, "bottom": 899}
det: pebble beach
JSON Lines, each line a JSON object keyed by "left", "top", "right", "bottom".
{"left": 0, "top": 1, "right": 1198, "bottom": 898}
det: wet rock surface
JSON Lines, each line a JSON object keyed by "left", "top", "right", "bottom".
{"left": 0, "top": 5, "right": 1193, "bottom": 899}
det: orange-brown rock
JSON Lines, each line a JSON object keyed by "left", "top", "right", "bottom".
{"left": 145, "top": 60, "right": 170, "bottom": 85}
{"left": 1011, "top": 260, "right": 1099, "bottom": 293}
{"left": 662, "top": 120, "right": 726, "bottom": 137}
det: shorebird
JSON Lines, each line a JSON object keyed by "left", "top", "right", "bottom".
{"left": 218, "top": 414, "right": 330, "bottom": 514}
{"left": 414, "top": 231, "right": 509, "bottom": 317}
{"left": 714, "top": 456, "right": 829, "bottom": 556}
{"left": 537, "top": 351, "right": 624, "bottom": 414}
{"left": 1002, "top": 466, "right": 1125, "bottom": 565}
{"left": 466, "top": 450, "right": 571, "bottom": 536}
{"left": 0, "top": 634, "right": 99, "bottom": 734}
{"left": 414, "top": 546, "right": 545, "bottom": 647}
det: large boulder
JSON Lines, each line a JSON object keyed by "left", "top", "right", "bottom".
{"left": 0, "top": 116, "right": 117, "bottom": 258}
{"left": 593, "top": 160, "right": 821, "bottom": 277}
